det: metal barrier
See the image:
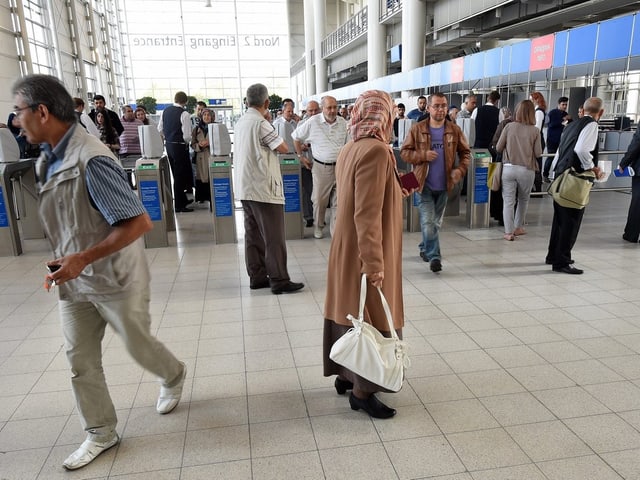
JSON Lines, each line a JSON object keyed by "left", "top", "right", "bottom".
{"left": 0, "top": 159, "right": 44, "bottom": 256}
{"left": 278, "top": 153, "right": 303, "bottom": 240}
{"left": 209, "top": 156, "right": 237, "bottom": 244}
{"left": 135, "top": 156, "right": 175, "bottom": 248}
{"left": 466, "top": 149, "right": 492, "bottom": 228}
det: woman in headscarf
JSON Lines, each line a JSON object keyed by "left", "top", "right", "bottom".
{"left": 323, "top": 90, "right": 408, "bottom": 419}
{"left": 190, "top": 108, "right": 214, "bottom": 203}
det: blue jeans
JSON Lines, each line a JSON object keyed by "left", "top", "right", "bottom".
{"left": 417, "top": 186, "right": 448, "bottom": 261}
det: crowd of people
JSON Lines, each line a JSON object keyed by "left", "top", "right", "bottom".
{"left": 6, "top": 74, "right": 638, "bottom": 472}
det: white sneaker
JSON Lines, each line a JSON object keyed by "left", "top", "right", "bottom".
{"left": 156, "top": 362, "right": 187, "bottom": 414}
{"left": 314, "top": 227, "right": 324, "bottom": 239}
{"left": 62, "top": 434, "right": 119, "bottom": 470}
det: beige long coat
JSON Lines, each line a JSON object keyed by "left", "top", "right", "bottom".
{"left": 324, "top": 138, "right": 404, "bottom": 332}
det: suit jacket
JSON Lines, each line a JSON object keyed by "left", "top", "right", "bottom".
{"left": 620, "top": 123, "right": 640, "bottom": 176}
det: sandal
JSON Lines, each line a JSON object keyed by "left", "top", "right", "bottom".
{"left": 503, "top": 233, "right": 515, "bottom": 241}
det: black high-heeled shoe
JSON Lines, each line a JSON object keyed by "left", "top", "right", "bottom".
{"left": 334, "top": 377, "right": 354, "bottom": 395}
{"left": 349, "top": 392, "right": 396, "bottom": 419}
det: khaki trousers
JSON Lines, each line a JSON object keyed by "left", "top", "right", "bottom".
{"left": 60, "top": 287, "right": 182, "bottom": 441}
{"left": 312, "top": 162, "right": 337, "bottom": 235}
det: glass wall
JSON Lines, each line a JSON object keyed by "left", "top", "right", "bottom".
{"left": 121, "top": 0, "right": 290, "bottom": 118}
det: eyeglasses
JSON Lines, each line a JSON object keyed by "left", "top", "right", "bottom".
{"left": 429, "top": 104, "right": 448, "bottom": 110}
{"left": 14, "top": 104, "right": 38, "bottom": 117}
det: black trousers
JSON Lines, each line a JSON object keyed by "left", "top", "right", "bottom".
{"left": 546, "top": 201, "right": 585, "bottom": 268}
{"left": 301, "top": 167, "right": 313, "bottom": 222}
{"left": 624, "top": 176, "right": 640, "bottom": 241}
{"left": 241, "top": 200, "right": 290, "bottom": 288}
{"left": 165, "top": 143, "right": 193, "bottom": 210}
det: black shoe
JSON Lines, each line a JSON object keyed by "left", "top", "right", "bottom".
{"left": 419, "top": 252, "right": 429, "bottom": 262}
{"left": 334, "top": 377, "right": 354, "bottom": 395}
{"left": 271, "top": 281, "right": 305, "bottom": 295}
{"left": 349, "top": 392, "right": 396, "bottom": 419}
{"left": 305, "top": 219, "right": 314, "bottom": 228}
{"left": 250, "top": 279, "right": 270, "bottom": 290}
{"left": 546, "top": 258, "right": 574, "bottom": 265}
{"left": 623, "top": 235, "right": 638, "bottom": 243}
{"left": 553, "top": 265, "right": 584, "bottom": 274}
{"left": 175, "top": 207, "right": 194, "bottom": 213}
{"left": 430, "top": 258, "right": 442, "bottom": 273}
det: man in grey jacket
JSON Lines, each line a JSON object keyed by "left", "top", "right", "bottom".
{"left": 12, "top": 74, "right": 186, "bottom": 471}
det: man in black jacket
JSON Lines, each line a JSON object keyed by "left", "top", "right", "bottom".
{"left": 619, "top": 123, "right": 640, "bottom": 243}
{"left": 89, "top": 94, "right": 124, "bottom": 136}
{"left": 545, "top": 97, "right": 604, "bottom": 274}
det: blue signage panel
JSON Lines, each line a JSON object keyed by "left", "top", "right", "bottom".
{"left": 212, "top": 177, "right": 233, "bottom": 217}
{"left": 468, "top": 53, "right": 484, "bottom": 80}
{"left": 474, "top": 166, "right": 489, "bottom": 204}
{"left": 484, "top": 48, "right": 501, "bottom": 78}
{"left": 138, "top": 180, "right": 162, "bottom": 222}
{"left": 567, "top": 24, "right": 597, "bottom": 65}
{"left": 553, "top": 31, "right": 568, "bottom": 67}
{"left": 510, "top": 41, "right": 531, "bottom": 73}
{"left": 0, "top": 186, "right": 8, "bottom": 227}
{"left": 597, "top": 16, "right": 633, "bottom": 61}
{"left": 283, "top": 174, "right": 300, "bottom": 213}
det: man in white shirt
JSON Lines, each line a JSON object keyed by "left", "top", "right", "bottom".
{"left": 73, "top": 97, "right": 100, "bottom": 138}
{"left": 273, "top": 98, "right": 297, "bottom": 152}
{"left": 292, "top": 96, "right": 348, "bottom": 239}
{"left": 546, "top": 96, "right": 604, "bottom": 274}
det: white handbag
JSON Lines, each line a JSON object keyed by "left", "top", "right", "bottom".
{"left": 329, "top": 274, "right": 409, "bottom": 392}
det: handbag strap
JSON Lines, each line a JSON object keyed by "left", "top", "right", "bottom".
{"left": 356, "top": 274, "right": 399, "bottom": 340}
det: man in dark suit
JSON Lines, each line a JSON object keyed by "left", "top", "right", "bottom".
{"left": 619, "top": 123, "right": 640, "bottom": 243}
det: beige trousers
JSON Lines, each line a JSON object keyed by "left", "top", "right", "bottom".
{"left": 59, "top": 286, "right": 183, "bottom": 441}
{"left": 312, "top": 161, "right": 337, "bottom": 236}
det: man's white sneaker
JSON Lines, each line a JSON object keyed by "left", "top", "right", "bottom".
{"left": 314, "top": 227, "right": 324, "bottom": 239}
{"left": 62, "top": 434, "right": 119, "bottom": 470}
{"left": 156, "top": 362, "right": 187, "bottom": 414}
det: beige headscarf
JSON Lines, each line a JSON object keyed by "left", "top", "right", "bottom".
{"left": 349, "top": 90, "right": 396, "bottom": 144}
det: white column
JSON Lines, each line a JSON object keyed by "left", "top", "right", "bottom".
{"left": 367, "top": 0, "right": 385, "bottom": 81}
{"left": 401, "top": 0, "right": 426, "bottom": 74}
{"left": 303, "top": 0, "right": 316, "bottom": 96}
{"left": 314, "top": 0, "right": 328, "bottom": 94}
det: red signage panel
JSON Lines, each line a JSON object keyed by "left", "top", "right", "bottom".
{"left": 530, "top": 34, "right": 554, "bottom": 71}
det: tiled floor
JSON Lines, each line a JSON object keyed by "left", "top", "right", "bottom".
{"left": 2, "top": 190, "right": 640, "bottom": 479}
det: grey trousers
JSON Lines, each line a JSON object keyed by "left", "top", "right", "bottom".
{"left": 60, "top": 286, "right": 183, "bottom": 441}
{"left": 501, "top": 164, "right": 535, "bottom": 234}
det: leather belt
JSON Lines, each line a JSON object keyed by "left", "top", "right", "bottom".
{"left": 314, "top": 158, "right": 336, "bottom": 166}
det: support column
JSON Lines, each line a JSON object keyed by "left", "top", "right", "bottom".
{"left": 314, "top": 0, "right": 327, "bottom": 94}
{"left": 303, "top": 0, "right": 316, "bottom": 96}
{"left": 367, "top": 0, "right": 385, "bottom": 81}
{"left": 401, "top": 0, "right": 426, "bottom": 75}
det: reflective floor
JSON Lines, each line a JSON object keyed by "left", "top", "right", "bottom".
{"left": 2, "top": 190, "right": 640, "bottom": 479}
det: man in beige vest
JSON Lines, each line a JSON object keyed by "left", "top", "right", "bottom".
{"left": 12, "top": 74, "right": 186, "bottom": 471}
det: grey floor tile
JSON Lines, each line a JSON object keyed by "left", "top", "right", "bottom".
{"left": 319, "top": 444, "right": 398, "bottom": 480}
{"left": 469, "top": 464, "right": 547, "bottom": 480}
{"left": 384, "top": 435, "right": 466, "bottom": 479}
{"left": 428, "top": 398, "right": 499, "bottom": 433}
{"left": 601, "top": 448, "right": 640, "bottom": 480}
{"left": 532, "top": 386, "right": 610, "bottom": 418}
{"left": 505, "top": 420, "right": 591, "bottom": 461}
{"left": 480, "top": 392, "right": 555, "bottom": 426}
{"left": 563, "top": 413, "right": 640, "bottom": 453}
{"left": 446, "top": 428, "right": 529, "bottom": 471}
{"left": 537, "top": 455, "right": 625, "bottom": 480}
